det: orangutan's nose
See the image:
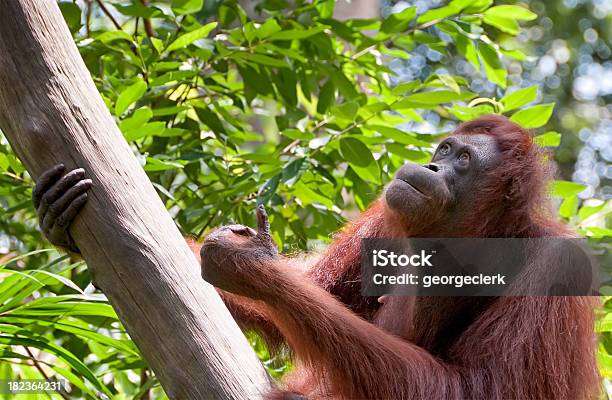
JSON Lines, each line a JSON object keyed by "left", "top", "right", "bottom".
{"left": 422, "top": 163, "right": 440, "bottom": 173}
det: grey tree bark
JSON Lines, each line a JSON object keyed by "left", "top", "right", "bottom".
{"left": 0, "top": 1, "right": 272, "bottom": 398}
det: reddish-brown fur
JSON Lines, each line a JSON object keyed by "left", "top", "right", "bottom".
{"left": 200, "top": 115, "right": 600, "bottom": 399}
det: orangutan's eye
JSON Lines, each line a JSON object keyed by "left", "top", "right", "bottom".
{"left": 458, "top": 152, "right": 470, "bottom": 162}
{"left": 439, "top": 143, "right": 451, "bottom": 155}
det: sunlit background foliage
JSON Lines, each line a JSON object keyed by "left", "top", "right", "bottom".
{"left": 0, "top": 0, "right": 609, "bottom": 398}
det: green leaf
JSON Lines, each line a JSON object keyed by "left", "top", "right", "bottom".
{"left": 112, "top": 2, "right": 156, "bottom": 17}
{"left": 119, "top": 107, "right": 153, "bottom": 132}
{"left": 315, "top": 0, "right": 335, "bottom": 19}
{"left": 4, "top": 317, "right": 138, "bottom": 355}
{"left": 240, "top": 152, "right": 281, "bottom": 164}
{"left": 96, "top": 30, "right": 133, "bottom": 44}
{"left": 330, "top": 68, "right": 359, "bottom": 100}
{"left": 447, "top": 104, "right": 495, "bottom": 121}
{"left": 380, "top": 46, "right": 411, "bottom": 59}
{"left": 49, "top": 365, "right": 100, "bottom": 398}
{"left": 257, "top": 174, "right": 280, "bottom": 205}
{"left": 244, "top": 21, "right": 257, "bottom": 43}
{"left": 385, "top": 143, "right": 430, "bottom": 162}
{"left": 243, "top": 53, "right": 289, "bottom": 68}
{"left": 463, "top": 0, "right": 493, "bottom": 13}
{"left": 172, "top": 0, "right": 204, "bottom": 15}
{"left": 579, "top": 202, "right": 608, "bottom": 221}
{"left": 417, "top": 0, "right": 468, "bottom": 24}
{"left": 455, "top": 34, "right": 479, "bottom": 71}
{"left": 510, "top": 103, "right": 555, "bottom": 129}
{"left": 4, "top": 154, "right": 24, "bottom": 174}
{"left": 581, "top": 227, "right": 612, "bottom": 238}
{"left": 391, "top": 81, "right": 421, "bottom": 96}
{"left": 533, "top": 131, "right": 561, "bottom": 147}
{"left": 256, "top": 19, "right": 282, "bottom": 39}
{"left": 500, "top": 86, "right": 537, "bottom": 112}
{"left": 165, "top": 22, "right": 217, "bottom": 52}
{"left": 381, "top": 7, "right": 416, "bottom": 34}
{"left": 152, "top": 105, "right": 189, "bottom": 116}
{"left": 331, "top": 101, "right": 359, "bottom": 121}
{"left": 150, "top": 36, "right": 164, "bottom": 53}
{"left": 483, "top": 14, "right": 520, "bottom": 35}
{"left": 484, "top": 5, "right": 537, "bottom": 21}
{"left": 268, "top": 26, "right": 328, "bottom": 41}
{"left": 477, "top": 42, "right": 507, "bottom": 88}
{"left": 144, "top": 158, "right": 185, "bottom": 171}
{"left": 597, "top": 314, "right": 612, "bottom": 332}
{"left": 281, "top": 159, "right": 306, "bottom": 184}
{"left": 32, "top": 270, "right": 84, "bottom": 294}
{"left": 195, "top": 106, "right": 227, "bottom": 136}
{"left": 282, "top": 129, "right": 314, "bottom": 140}
{"left": 273, "top": 69, "right": 297, "bottom": 107}
{"left": 339, "top": 137, "right": 374, "bottom": 167}
{"left": 124, "top": 122, "right": 166, "bottom": 141}
{"left": 437, "top": 74, "right": 460, "bottom": 93}
{"left": 115, "top": 80, "right": 147, "bottom": 116}
{"left": 317, "top": 80, "right": 335, "bottom": 114}
{"left": 0, "top": 153, "right": 9, "bottom": 171}
{"left": 152, "top": 61, "right": 182, "bottom": 72}
{"left": 11, "top": 297, "right": 118, "bottom": 318}
{"left": 58, "top": 1, "right": 82, "bottom": 33}
{"left": 367, "top": 125, "right": 430, "bottom": 146}
{"left": 396, "top": 90, "right": 476, "bottom": 106}
{"left": 293, "top": 181, "right": 334, "bottom": 208}
{"left": 350, "top": 163, "right": 381, "bottom": 185}
{"left": 237, "top": 65, "right": 273, "bottom": 97}
{"left": 559, "top": 195, "right": 578, "bottom": 218}
{"left": 501, "top": 48, "right": 527, "bottom": 60}
{"left": 550, "top": 180, "right": 586, "bottom": 198}
{"left": 160, "top": 127, "right": 187, "bottom": 137}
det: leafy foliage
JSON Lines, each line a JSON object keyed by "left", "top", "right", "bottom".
{"left": 0, "top": 0, "right": 608, "bottom": 398}
{"left": 71, "top": 0, "right": 567, "bottom": 249}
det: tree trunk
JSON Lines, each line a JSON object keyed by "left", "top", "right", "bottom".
{"left": 0, "top": 1, "right": 272, "bottom": 399}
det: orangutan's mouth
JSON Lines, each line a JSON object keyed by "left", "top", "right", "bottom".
{"left": 395, "top": 177, "right": 427, "bottom": 197}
